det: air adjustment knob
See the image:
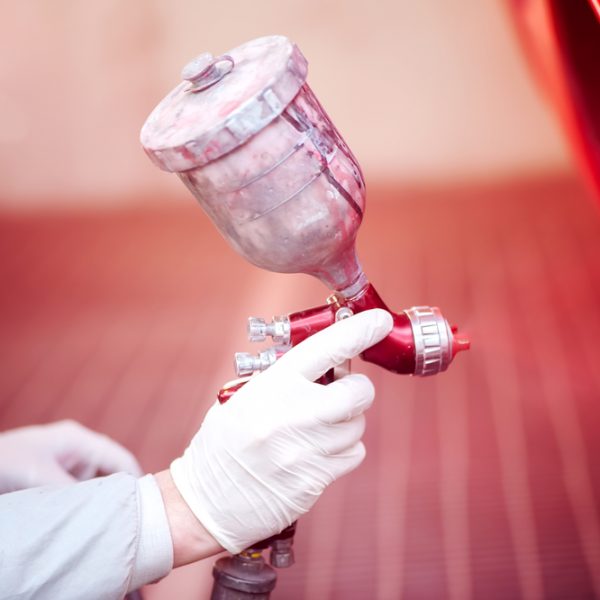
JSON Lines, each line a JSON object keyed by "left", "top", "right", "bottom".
{"left": 247, "top": 316, "right": 290, "bottom": 345}
{"left": 247, "top": 317, "right": 269, "bottom": 342}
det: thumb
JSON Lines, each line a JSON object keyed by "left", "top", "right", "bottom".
{"left": 273, "top": 309, "right": 393, "bottom": 381}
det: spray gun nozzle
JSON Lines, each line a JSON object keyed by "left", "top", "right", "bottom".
{"left": 451, "top": 331, "right": 471, "bottom": 357}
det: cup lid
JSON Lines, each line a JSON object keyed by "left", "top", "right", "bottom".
{"left": 140, "top": 35, "right": 308, "bottom": 173}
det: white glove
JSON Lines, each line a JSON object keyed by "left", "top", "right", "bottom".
{"left": 171, "top": 308, "right": 393, "bottom": 554}
{"left": 0, "top": 420, "right": 143, "bottom": 493}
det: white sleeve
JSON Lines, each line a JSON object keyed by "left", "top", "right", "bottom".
{"left": 0, "top": 473, "right": 173, "bottom": 600}
{"left": 129, "top": 474, "right": 174, "bottom": 591}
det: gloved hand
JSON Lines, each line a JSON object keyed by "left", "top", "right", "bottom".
{"left": 0, "top": 420, "right": 143, "bottom": 493}
{"left": 171, "top": 308, "right": 393, "bottom": 554}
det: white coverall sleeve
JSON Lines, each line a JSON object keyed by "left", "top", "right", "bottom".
{"left": 0, "top": 473, "right": 173, "bottom": 599}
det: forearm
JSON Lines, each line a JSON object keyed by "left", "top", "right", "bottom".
{"left": 154, "top": 469, "right": 223, "bottom": 566}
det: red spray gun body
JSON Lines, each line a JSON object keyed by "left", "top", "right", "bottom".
{"left": 221, "top": 284, "right": 469, "bottom": 402}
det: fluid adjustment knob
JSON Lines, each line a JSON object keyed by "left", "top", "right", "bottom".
{"left": 234, "top": 353, "right": 259, "bottom": 377}
{"left": 234, "top": 348, "right": 280, "bottom": 377}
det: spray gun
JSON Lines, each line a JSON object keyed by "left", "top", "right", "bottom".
{"left": 141, "top": 35, "right": 469, "bottom": 599}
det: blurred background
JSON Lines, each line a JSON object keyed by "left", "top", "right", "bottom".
{"left": 1, "top": 0, "right": 600, "bottom": 599}
{"left": 0, "top": 0, "right": 573, "bottom": 207}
